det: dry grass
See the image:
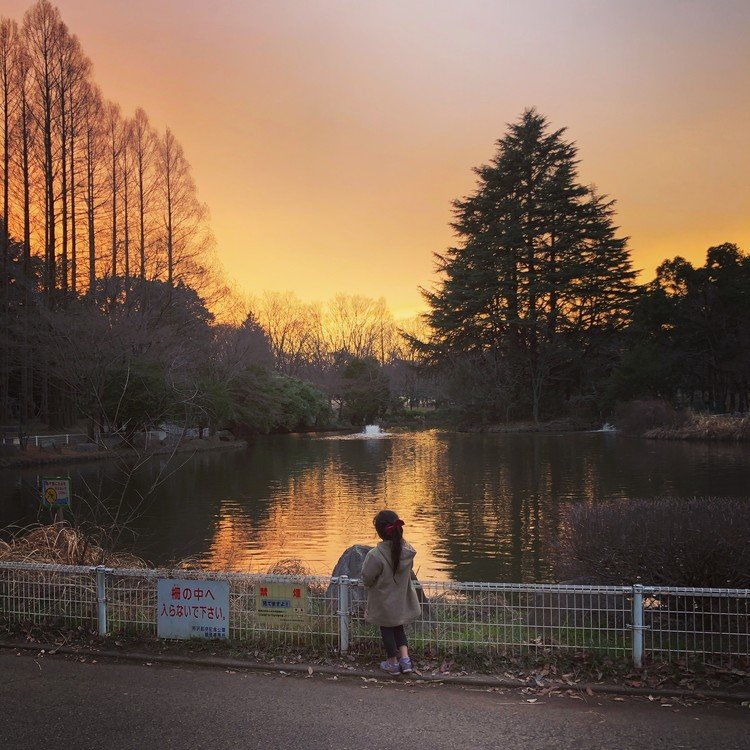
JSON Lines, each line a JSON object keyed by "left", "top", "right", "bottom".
{"left": 645, "top": 412, "right": 750, "bottom": 441}
{"left": 0, "top": 525, "right": 147, "bottom": 568}
{"left": 266, "top": 558, "right": 313, "bottom": 576}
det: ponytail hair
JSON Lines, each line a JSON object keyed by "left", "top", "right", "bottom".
{"left": 373, "top": 509, "right": 404, "bottom": 576}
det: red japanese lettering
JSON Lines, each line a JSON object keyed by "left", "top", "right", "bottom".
{"left": 171, "top": 585, "right": 181, "bottom": 600}
{"left": 260, "top": 587, "right": 268, "bottom": 596}
{"left": 183, "top": 588, "right": 193, "bottom": 601}
{"left": 194, "top": 588, "right": 204, "bottom": 600}
{"left": 293, "top": 588, "right": 301, "bottom": 598}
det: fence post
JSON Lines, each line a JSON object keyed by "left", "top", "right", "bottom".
{"left": 631, "top": 584, "right": 644, "bottom": 668}
{"left": 338, "top": 575, "right": 350, "bottom": 653}
{"left": 96, "top": 566, "right": 108, "bottom": 636}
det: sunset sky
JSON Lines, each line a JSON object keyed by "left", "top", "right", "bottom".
{"left": 5, "top": 0, "right": 750, "bottom": 317}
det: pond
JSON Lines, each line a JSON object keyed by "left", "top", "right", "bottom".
{"left": 1, "top": 429, "right": 749, "bottom": 582}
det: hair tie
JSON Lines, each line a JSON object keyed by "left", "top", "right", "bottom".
{"left": 385, "top": 519, "right": 404, "bottom": 535}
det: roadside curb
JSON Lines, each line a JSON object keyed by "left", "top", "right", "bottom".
{"left": 2, "top": 642, "right": 748, "bottom": 703}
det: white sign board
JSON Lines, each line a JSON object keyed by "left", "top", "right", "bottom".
{"left": 157, "top": 579, "right": 230, "bottom": 640}
{"left": 42, "top": 477, "right": 71, "bottom": 508}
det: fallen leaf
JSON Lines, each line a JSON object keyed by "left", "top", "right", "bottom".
{"left": 307, "top": 666, "right": 313, "bottom": 676}
{"left": 586, "top": 687, "right": 594, "bottom": 697}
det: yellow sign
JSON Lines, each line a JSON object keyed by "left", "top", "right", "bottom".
{"left": 255, "top": 581, "right": 308, "bottom": 625}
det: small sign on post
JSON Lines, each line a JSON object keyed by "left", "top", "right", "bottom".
{"left": 157, "top": 579, "right": 230, "bottom": 640}
{"left": 255, "top": 580, "right": 308, "bottom": 625}
{"left": 42, "top": 476, "right": 71, "bottom": 525}
{"left": 41, "top": 477, "right": 72, "bottom": 509}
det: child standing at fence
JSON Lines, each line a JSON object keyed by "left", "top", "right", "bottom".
{"left": 361, "top": 509, "right": 422, "bottom": 675}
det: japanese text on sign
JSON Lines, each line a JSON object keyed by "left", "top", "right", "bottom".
{"left": 255, "top": 581, "right": 308, "bottom": 625}
{"left": 157, "top": 579, "right": 230, "bottom": 640}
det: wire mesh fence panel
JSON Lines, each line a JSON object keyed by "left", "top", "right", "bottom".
{"left": 347, "top": 580, "right": 632, "bottom": 657}
{"left": 228, "top": 574, "right": 339, "bottom": 648}
{"left": 107, "top": 569, "right": 158, "bottom": 636}
{"left": 642, "top": 587, "right": 750, "bottom": 667}
{"left": 1, "top": 561, "right": 748, "bottom": 667}
{"left": 0, "top": 563, "right": 97, "bottom": 630}
{"left": 106, "top": 569, "right": 340, "bottom": 648}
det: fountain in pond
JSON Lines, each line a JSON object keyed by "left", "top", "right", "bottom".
{"left": 597, "top": 422, "right": 617, "bottom": 433}
{"left": 320, "top": 423, "right": 391, "bottom": 440}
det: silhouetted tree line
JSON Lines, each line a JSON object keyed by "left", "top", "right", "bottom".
{"left": 609, "top": 243, "right": 750, "bottom": 413}
{"left": 0, "top": 2, "right": 342, "bottom": 435}
{"left": 416, "top": 109, "right": 749, "bottom": 423}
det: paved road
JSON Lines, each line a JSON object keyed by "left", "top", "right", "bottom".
{"left": 0, "top": 651, "right": 747, "bottom": 749}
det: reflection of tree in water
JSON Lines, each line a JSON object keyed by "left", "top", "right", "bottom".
{"left": 134, "top": 435, "right": 397, "bottom": 569}
{"left": 1, "top": 434, "right": 748, "bottom": 579}
{"left": 427, "top": 434, "right": 750, "bottom": 583}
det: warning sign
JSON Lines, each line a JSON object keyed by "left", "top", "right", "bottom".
{"left": 41, "top": 477, "right": 71, "bottom": 508}
{"left": 255, "top": 581, "right": 308, "bottom": 625}
{"left": 157, "top": 579, "right": 230, "bottom": 640}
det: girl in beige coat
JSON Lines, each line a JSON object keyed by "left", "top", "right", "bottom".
{"left": 361, "top": 509, "right": 422, "bottom": 675}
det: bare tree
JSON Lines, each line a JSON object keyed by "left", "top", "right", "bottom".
{"left": 103, "top": 100, "right": 122, "bottom": 282}
{"left": 251, "top": 291, "right": 319, "bottom": 375}
{"left": 324, "top": 294, "right": 397, "bottom": 364}
{"left": 23, "top": 0, "right": 63, "bottom": 296}
{"left": 0, "top": 18, "right": 20, "bottom": 419}
{"left": 1, "top": 18, "right": 20, "bottom": 263}
{"left": 156, "top": 127, "right": 207, "bottom": 286}
{"left": 81, "top": 82, "right": 102, "bottom": 290}
{"left": 65, "top": 36, "right": 90, "bottom": 293}
{"left": 130, "top": 107, "right": 156, "bottom": 281}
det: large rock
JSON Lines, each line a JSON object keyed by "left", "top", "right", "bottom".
{"left": 326, "top": 545, "right": 430, "bottom": 621}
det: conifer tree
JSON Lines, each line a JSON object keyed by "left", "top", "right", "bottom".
{"left": 422, "top": 109, "right": 637, "bottom": 422}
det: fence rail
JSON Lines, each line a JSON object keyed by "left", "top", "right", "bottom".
{"left": 0, "top": 561, "right": 747, "bottom": 668}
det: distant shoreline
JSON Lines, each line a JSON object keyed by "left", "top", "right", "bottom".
{"left": 0, "top": 438, "right": 248, "bottom": 470}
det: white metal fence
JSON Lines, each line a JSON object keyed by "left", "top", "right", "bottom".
{"left": 0, "top": 561, "right": 747, "bottom": 668}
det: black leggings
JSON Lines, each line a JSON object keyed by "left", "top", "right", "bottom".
{"left": 380, "top": 625, "right": 408, "bottom": 658}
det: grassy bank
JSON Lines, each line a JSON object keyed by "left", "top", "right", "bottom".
{"left": 0, "top": 436, "right": 247, "bottom": 470}
{"left": 644, "top": 412, "right": 750, "bottom": 441}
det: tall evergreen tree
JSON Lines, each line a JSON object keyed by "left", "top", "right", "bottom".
{"left": 422, "top": 109, "right": 637, "bottom": 422}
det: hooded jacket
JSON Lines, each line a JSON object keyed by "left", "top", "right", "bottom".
{"left": 361, "top": 540, "right": 422, "bottom": 627}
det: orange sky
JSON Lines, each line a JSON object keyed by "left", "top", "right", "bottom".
{"left": 5, "top": 0, "right": 750, "bottom": 317}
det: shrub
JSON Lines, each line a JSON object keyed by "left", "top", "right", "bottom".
{"left": 557, "top": 497, "right": 750, "bottom": 587}
{"left": 613, "top": 399, "right": 686, "bottom": 435}
{"left": 645, "top": 412, "right": 750, "bottom": 441}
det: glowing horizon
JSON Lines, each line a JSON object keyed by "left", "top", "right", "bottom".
{"left": 4, "top": 0, "right": 749, "bottom": 318}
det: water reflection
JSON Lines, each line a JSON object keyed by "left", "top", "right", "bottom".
{"left": 1, "top": 431, "right": 748, "bottom": 582}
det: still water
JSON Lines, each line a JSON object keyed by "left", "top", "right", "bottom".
{"left": 1, "top": 429, "right": 749, "bottom": 582}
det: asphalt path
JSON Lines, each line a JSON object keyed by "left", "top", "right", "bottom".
{"left": 0, "top": 651, "right": 747, "bottom": 750}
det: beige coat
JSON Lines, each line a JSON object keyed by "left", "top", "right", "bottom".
{"left": 361, "top": 540, "right": 422, "bottom": 627}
